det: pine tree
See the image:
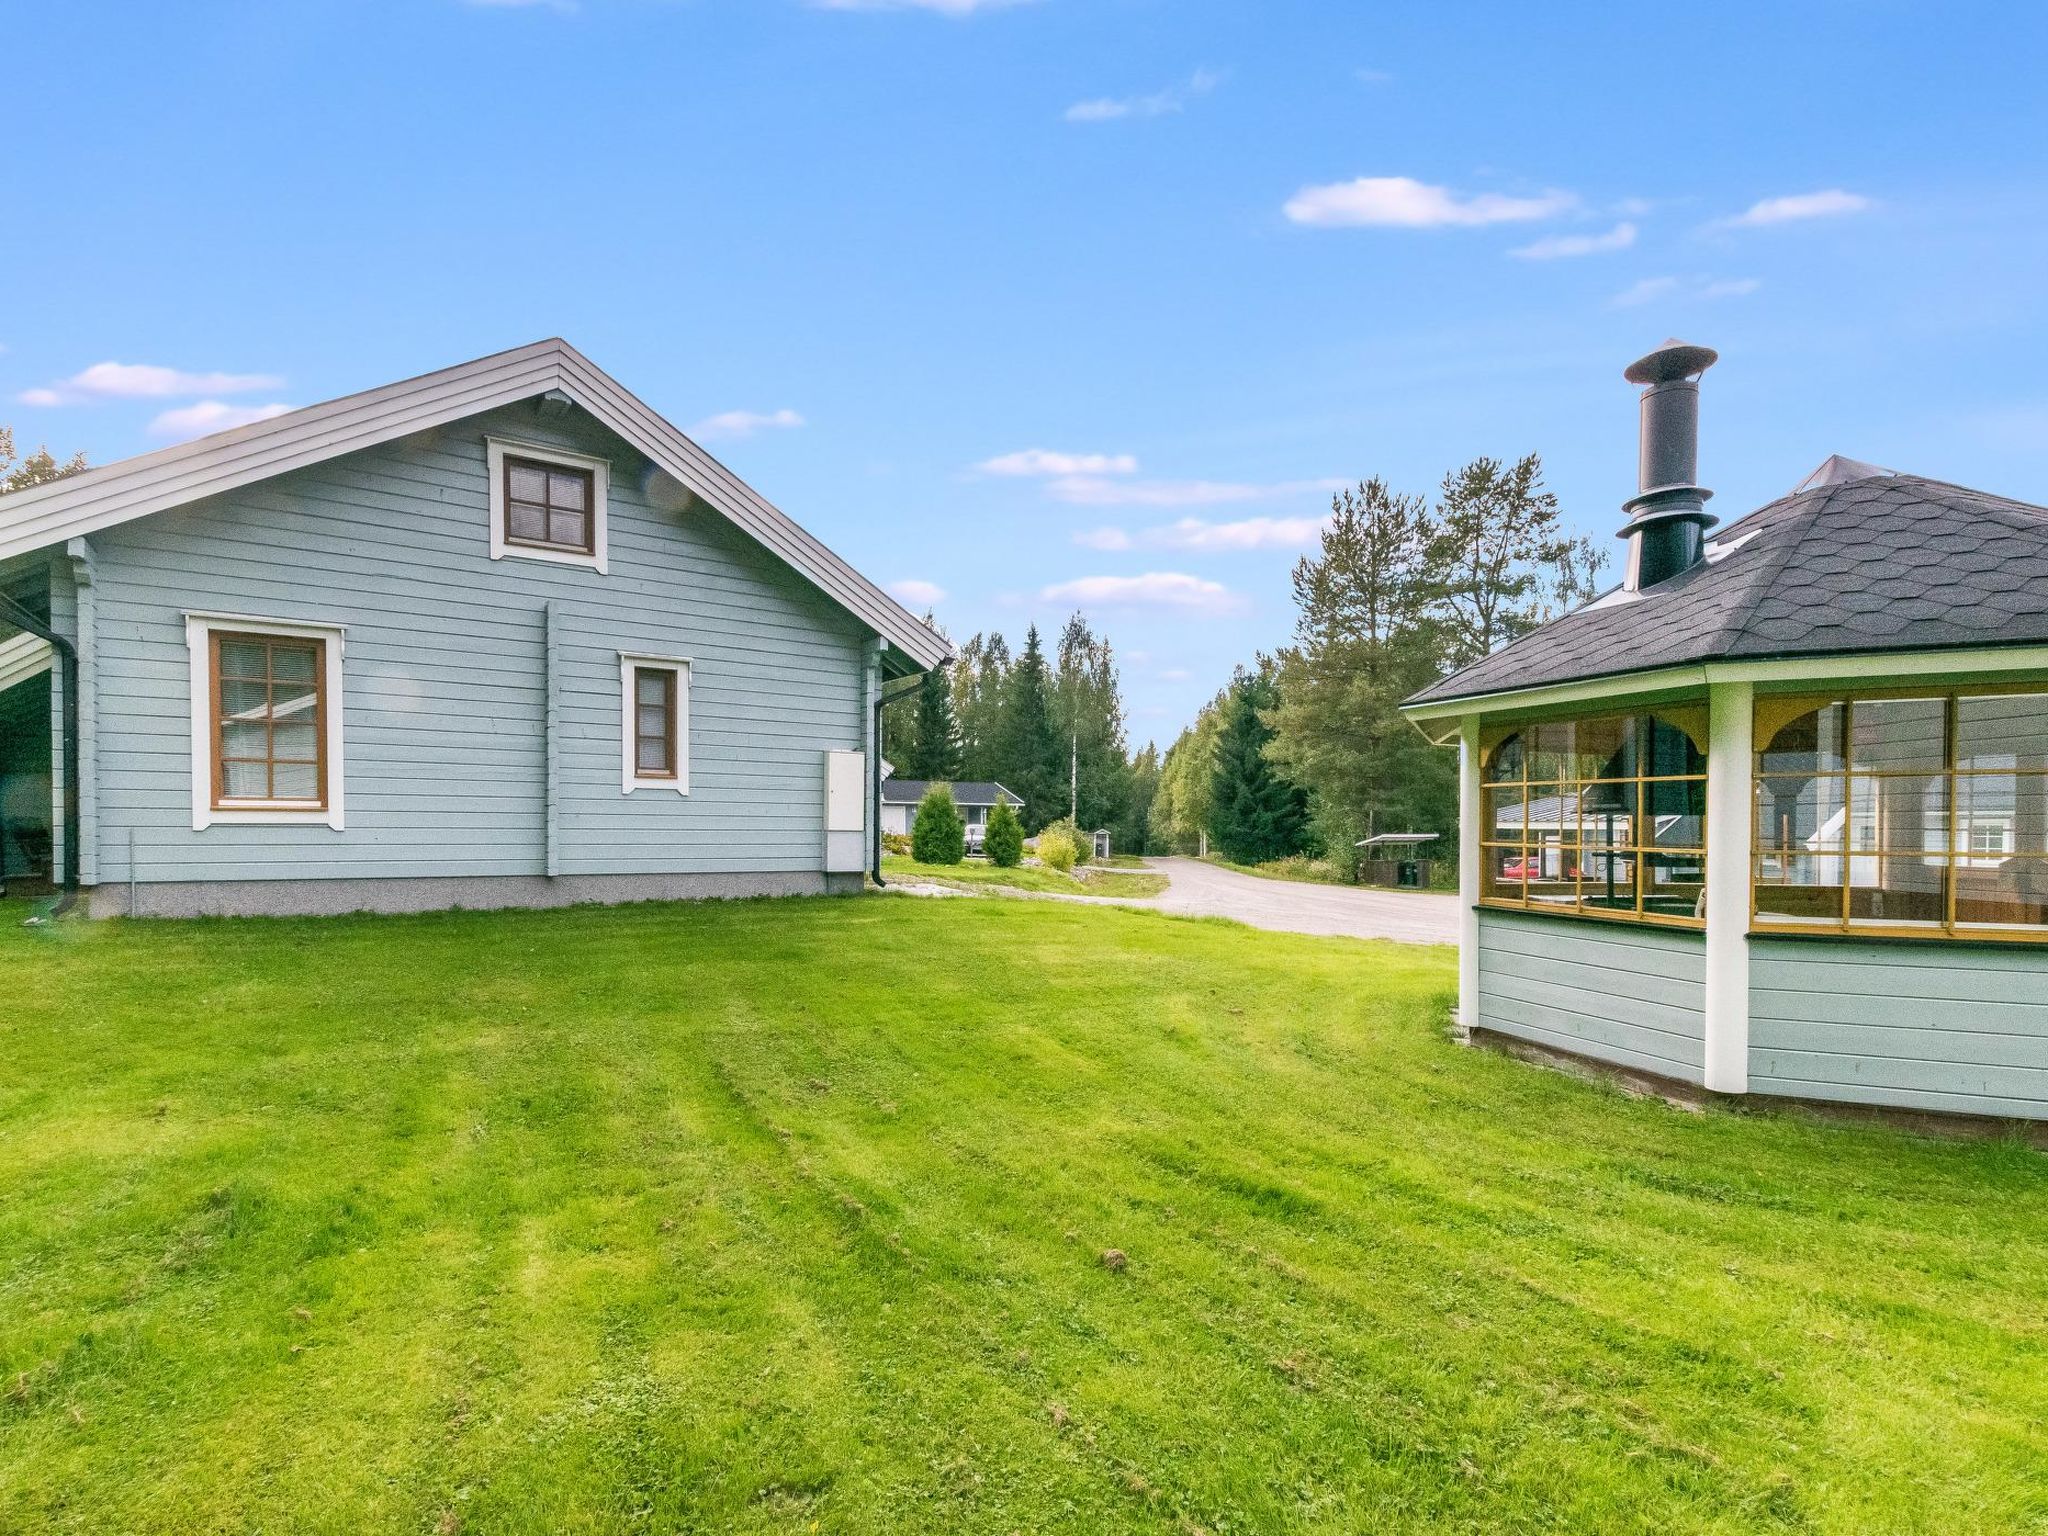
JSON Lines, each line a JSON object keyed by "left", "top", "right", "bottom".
{"left": 1266, "top": 479, "right": 1454, "bottom": 869}
{"left": 1428, "top": 453, "right": 1603, "bottom": 665}
{"left": 998, "top": 625, "right": 1064, "bottom": 833}
{"left": 0, "top": 426, "right": 86, "bottom": 495}
{"left": 1209, "top": 665, "right": 1307, "bottom": 864}
{"left": 906, "top": 663, "right": 963, "bottom": 780}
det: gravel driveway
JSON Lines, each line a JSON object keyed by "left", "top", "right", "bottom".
{"left": 1142, "top": 857, "right": 1458, "bottom": 945}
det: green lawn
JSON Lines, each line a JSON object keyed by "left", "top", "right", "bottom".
{"left": 4, "top": 897, "right": 2046, "bottom": 1534}
{"left": 881, "top": 854, "right": 1168, "bottom": 898}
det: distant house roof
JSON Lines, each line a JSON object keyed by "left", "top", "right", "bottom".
{"left": 0, "top": 338, "right": 951, "bottom": 675}
{"left": 1408, "top": 470, "right": 2048, "bottom": 708}
{"left": 881, "top": 778, "right": 1024, "bottom": 808}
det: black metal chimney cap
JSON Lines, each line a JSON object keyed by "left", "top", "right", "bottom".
{"left": 1624, "top": 339, "right": 1719, "bottom": 386}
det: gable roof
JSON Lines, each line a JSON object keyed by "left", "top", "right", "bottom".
{"left": 1408, "top": 471, "right": 2048, "bottom": 708}
{"left": 0, "top": 338, "right": 951, "bottom": 674}
{"left": 881, "top": 778, "right": 1024, "bottom": 807}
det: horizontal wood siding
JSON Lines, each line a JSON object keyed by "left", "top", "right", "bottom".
{"left": 1477, "top": 910, "right": 1707, "bottom": 1083}
{"left": 84, "top": 404, "right": 869, "bottom": 884}
{"left": 1750, "top": 940, "right": 2048, "bottom": 1120}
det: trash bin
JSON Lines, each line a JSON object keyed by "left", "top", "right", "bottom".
{"left": 1397, "top": 859, "right": 1420, "bottom": 888}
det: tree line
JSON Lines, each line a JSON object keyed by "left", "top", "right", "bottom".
{"left": 883, "top": 612, "right": 1160, "bottom": 853}
{"left": 1151, "top": 454, "right": 1601, "bottom": 869}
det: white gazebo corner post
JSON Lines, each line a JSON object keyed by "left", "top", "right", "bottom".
{"left": 1702, "top": 678, "right": 1754, "bottom": 1093}
{"left": 1458, "top": 714, "right": 1482, "bottom": 1035}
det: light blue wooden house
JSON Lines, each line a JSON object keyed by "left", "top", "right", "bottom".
{"left": 0, "top": 340, "right": 951, "bottom": 916}
{"left": 1404, "top": 341, "right": 2048, "bottom": 1125}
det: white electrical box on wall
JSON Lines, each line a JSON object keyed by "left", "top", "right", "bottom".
{"left": 824, "top": 749, "right": 866, "bottom": 873}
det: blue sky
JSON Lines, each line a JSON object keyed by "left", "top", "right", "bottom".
{"left": 8, "top": 1, "right": 2046, "bottom": 744}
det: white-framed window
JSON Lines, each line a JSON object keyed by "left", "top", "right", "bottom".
{"left": 186, "top": 611, "right": 346, "bottom": 831}
{"left": 619, "top": 652, "right": 690, "bottom": 795}
{"left": 486, "top": 437, "right": 610, "bottom": 574}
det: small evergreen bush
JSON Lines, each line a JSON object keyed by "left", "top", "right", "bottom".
{"left": 911, "top": 784, "right": 966, "bottom": 865}
{"left": 881, "top": 831, "right": 913, "bottom": 857}
{"left": 983, "top": 801, "right": 1024, "bottom": 867}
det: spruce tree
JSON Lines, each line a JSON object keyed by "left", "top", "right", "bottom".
{"left": 907, "top": 663, "right": 963, "bottom": 780}
{"left": 998, "top": 625, "right": 1064, "bottom": 833}
{"left": 1209, "top": 666, "right": 1307, "bottom": 864}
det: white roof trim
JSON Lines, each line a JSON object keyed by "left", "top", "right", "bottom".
{"left": 0, "top": 339, "right": 951, "bottom": 672}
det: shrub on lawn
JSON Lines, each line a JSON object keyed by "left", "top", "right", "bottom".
{"left": 1036, "top": 825, "right": 1078, "bottom": 873}
{"left": 911, "top": 784, "right": 966, "bottom": 864}
{"left": 881, "top": 831, "right": 912, "bottom": 856}
{"left": 1039, "top": 816, "right": 1089, "bottom": 866}
{"left": 983, "top": 801, "right": 1023, "bottom": 867}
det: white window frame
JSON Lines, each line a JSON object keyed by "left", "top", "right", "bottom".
{"left": 487, "top": 437, "right": 610, "bottom": 574}
{"left": 186, "top": 611, "right": 346, "bottom": 831}
{"left": 620, "top": 652, "right": 690, "bottom": 795}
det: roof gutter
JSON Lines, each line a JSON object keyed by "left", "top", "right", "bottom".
{"left": 0, "top": 590, "right": 80, "bottom": 919}
{"left": 869, "top": 671, "right": 925, "bottom": 888}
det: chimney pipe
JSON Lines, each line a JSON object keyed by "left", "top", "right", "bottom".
{"left": 1619, "top": 339, "right": 1718, "bottom": 590}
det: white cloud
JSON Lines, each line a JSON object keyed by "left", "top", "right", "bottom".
{"left": 1040, "top": 572, "right": 1246, "bottom": 615}
{"left": 1065, "top": 69, "right": 1220, "bottom": 124}
{"left": 1612, "top": 274, "right": 1762, "bottom": 308}
{"left": 1718, "top": 189, "right": 1872, "bottom": 228}
{"left": 1284, "top": 176, "right": 1574, "bottom": 229}
{"left": 811, "top": 0, "right": 1034, "bottom": 12}
{"left": 147, "top": 400, "right": 295, "bottom": 441}
{"left": 978, "top": 448, "right": 1138, "bottom": 477}
{"left": 1074, "top": 526, "right": 1134, "bottom": 551}
{"left": 1509, "top": 221, "right": 1637, "bottom": 260}
{"left": 1076, "top": 515, "right": 1327, "bottom": 552}
{"left": 888, "top": 578, "right": 947, "bottom": 606}
{"left": 20, "top": 361, "right": 284, "bottom": 407}
{"left": 1048, "top": 475, "right": 1345, "bottom": 508}
{"left": 688, "top": 407, "right": 805, "bottom": 441}
{"left": 1355, "top": 68, "right": 1393, "bottom": 85}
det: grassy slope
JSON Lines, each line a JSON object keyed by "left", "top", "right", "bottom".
{"left": 882, "top": 855, "right": 1168, "bottom": 898}
{"left": 2, "top": 897, "right": 2045, "bottom": 1534}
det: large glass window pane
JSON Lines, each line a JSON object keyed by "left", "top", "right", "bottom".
{"left": 1846, "top": 855, "right": 1946, "bottom": 925}
{"left": 1761, "top": 703, "right": 1845, "bottom": 773}
{"left": 1481, "top": 785, "right": 1524, "bottom": 843}
{"left": 218, "top": 639, "right": 269, "bottom": 679}
{"left": 1575, "top": 715, "right": 1634, "bottom": 780}
{"left": 269, "top": 643, "right": 318, "bottom": 683}
{"left": 221, "top": 678, "right": 269, "bottom": 720}
{"left": 271, "top": 761, "right": 319, "bottom": 801}
{"left": 1642, "top": 851, "right": 1705, "bottom": 917}
{"left": 1485, "top": 733, "right": 1524, "bottom": 783}
{"left": 222, "top": 760, "right": 269, "bottom": 799}
{"left": 1848, "top": 774, "right": 1949, "bottom": 854}
{"left": 1754, "top": 855, "right": 1844, "bottom": 924}
{"left": 509, "top": 501, "right": 546, "bottom": 540}
{"left": 270, "top": 683, "right": 318, "bottom": 724}
{"left": 1851, "top": 697, "right": 1946, "bottom": 772}
{"left": 1958, "top": 694, "right": 2048, "bottom": 771}
{"left": 220, "top": 720, "right": 268, "bottom": 758}
{"left": 1579, "top": 848, "right": 1636, "bottom": 911}
{"left": 1644, "top": 777, "right": 1705, "bottom": 848}
{"left": 1526, "top": 720, "right": 1575, "bottom": 782}
{"left": 1645, "top": 715, "right": 1707, "bottom": 778}
{"left": 508, "top": 465, "right": 548, "bottom": 502}
{"left": 1523, "top": 783, "right": 1573, "bottom": 839}
{"left": 549, "top": 471, "right": 587, "bottom": 511}
{"left": 1755, "top": 775, "right": 1845, "bottom": 854}
{"left": 1482, "top": 845, "right": 1527, "bottom": 901}
{"left": 1955, "top": 857, "right": 2048, "bottom": 928}
{"left": 549, "top": 508, "right": 589, "bottom": 548}
{"left": 271, "top": 723, "right": 318, "bottom": 762}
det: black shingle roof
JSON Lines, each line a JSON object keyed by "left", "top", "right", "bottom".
{"left": 1409, "top": 472, "right": 2048, "bottom": 706}
{"left": 881, "top": 778, "right": 1024, "bottom": 807}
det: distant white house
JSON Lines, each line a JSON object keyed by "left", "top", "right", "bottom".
{"left": 880, "top": 777, "right": 1023, "bottom": 850}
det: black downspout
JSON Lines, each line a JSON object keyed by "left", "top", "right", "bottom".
{"left": 0, "top": 591, "right": 81, "bottom": 918}
{"left": 870, "top": 671, "right": 926, "bottom": 888}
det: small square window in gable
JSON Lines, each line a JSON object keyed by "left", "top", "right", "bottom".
{"left": 486, "top": 438, "right": 610, "bottom": 573}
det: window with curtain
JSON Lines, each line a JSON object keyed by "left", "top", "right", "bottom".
{"left": 1479, "top": 708, "right": 1708, "bottom": 926}
{"left": 211, "top": 631, "right": 326, "bottom": 807}
{"left": 1754, "top": 690, "right": 2048, "bottom": 937}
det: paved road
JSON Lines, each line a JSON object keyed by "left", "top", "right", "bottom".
{"left": 1141, "top": 857, "right": 1458, "bottom": 945}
